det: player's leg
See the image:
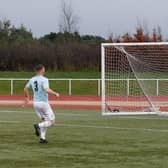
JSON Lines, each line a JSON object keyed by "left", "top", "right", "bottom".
{"left": 33, "top": 102, "right": 44, "bottom": 137}
{"left": 38, "top": 103, "right": 55, "bottom": 127}
{"left": 38, "top": 103, "right": 55, "bottom": 143}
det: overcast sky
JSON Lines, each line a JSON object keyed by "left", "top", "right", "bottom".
{"left": 0, "top": 0, "right": 168, "bottom": 38}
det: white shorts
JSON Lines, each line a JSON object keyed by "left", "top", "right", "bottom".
{"left": 33, "top": 102, "right": 55, "bottom": 121}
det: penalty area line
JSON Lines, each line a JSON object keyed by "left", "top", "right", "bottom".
{"left": 0, "top": 110, "right": 91, "bottom": 117}
{"left": 0, "top": 120, "right": 21, "bottom": 123}
{"left": 1, "top": 110, "right": 168, "bottom": 120}
{"left": 56, "top": 123, "right": 168, "bottom": 133}
{"left": 0, "top": 119, "right": 167, "bottom": 133}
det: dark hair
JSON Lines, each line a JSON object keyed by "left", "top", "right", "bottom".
{"left": 34, "top": 64, "right": 44, "bottom": 72}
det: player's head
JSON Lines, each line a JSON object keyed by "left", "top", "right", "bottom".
{"left": 34, "top": 64, "right": 45, "bottom": 75}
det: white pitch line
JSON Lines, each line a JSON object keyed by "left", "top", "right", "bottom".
{"left": 0, "top": 120, "right": 20, "bottom": 123}
{"left": 0, "top": 110, "right": 91, "bottom": 117}
{"left": 115, "top": 116, "right": 168, "bottom": 121}
{"left": 0, "top": 110, "right": 32, "bottom": 113}
{"left": 0, "top": 119, "right": 167, "bottom": 133}
{"left": 56, "top": 113, "right": 92, "bottom": 117}
{"left": 56, "top": 124, "right": 168, "bottom": 133}
{"left": 1, "top": 110, "right": 168, "bottom": 120}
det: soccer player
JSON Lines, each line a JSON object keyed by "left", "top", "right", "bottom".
{"left": 24, "top": 64, "right": 59, "bottom": 144}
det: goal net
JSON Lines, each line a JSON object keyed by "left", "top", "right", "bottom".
{"left": 101, "top": 42, "right": 168, "bottom": 116}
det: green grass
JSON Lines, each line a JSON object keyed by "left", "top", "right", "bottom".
{"left": 0, "top": 71, "right": 100, "bottom": 95}
{"left": 0, "top": 71, "right": 167, "bottom": 95}
{"left": 0, "top": 71, "right": 100, "bottom": 78}
{"left": 0, "top": 79, "right": 100, "bottom": 95}
{"left": 0, "top": 106, "right": 168, "bottom": 167}
{"left": 0, "top": 71, "right": 167, "bottom": 79}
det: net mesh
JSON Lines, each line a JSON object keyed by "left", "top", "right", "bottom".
{"left": 103, "top": 43, "right": 168, "bottom": 114}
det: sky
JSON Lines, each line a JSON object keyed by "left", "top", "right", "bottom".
{"left": 0, "top": 0, "right": 168, "bottom": 38}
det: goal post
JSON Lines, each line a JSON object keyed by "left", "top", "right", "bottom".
{"left": 101, "top": 42, "right": 168, "bottom": 116}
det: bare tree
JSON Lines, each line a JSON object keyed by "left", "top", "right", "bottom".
{"left": 59, "top": 0, "right": 79, "bottom": 33}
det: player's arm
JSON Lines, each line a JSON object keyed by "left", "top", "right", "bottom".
{"left": 44, "top": 79, "right": 59, "bottom": 97}
{"left": 45, "top": 88, "right": 59, "bottom": 97}
{"left": 23, "top": 80, "right": 31, "bottom": 106}
{"left": 23, "top": 87, "right": 30, "bottom": 105}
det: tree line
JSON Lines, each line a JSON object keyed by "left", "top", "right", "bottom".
{"left": 0, "top": 19, "right": 165, "bottom": 71}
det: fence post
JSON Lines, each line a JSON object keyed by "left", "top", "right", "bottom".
{"left": 156, "top": 79, "right": 159, "bottom": 96}
{"left": 98, "top": 79, "right": 101, "bottom": 96}
{"left": 69, "top": 79, "right": 72, "bottom": 96}
{"left": 11, "top": 79, "right": 13, "bottom": 95}
{"left": 127, "top": 79, "right": 130, "bottom": 96}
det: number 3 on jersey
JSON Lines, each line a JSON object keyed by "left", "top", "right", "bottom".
{"left": 34, "top": 81, "right": 38, "bottom": 91}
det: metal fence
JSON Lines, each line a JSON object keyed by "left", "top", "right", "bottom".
{"left": 0, "top": 78, "right": 101, "bottom": 96}
{"left": 0, "top": 78, "right": 167, "bottom": 96}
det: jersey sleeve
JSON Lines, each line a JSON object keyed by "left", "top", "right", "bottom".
{"left": 26, "top": 80, "right": 32, "bottom": 89}
{"left": 43, "top": 79, "right": 49, "bottom": 89}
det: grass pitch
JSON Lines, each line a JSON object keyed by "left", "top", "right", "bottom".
{"left": 0, "top": 107, "right": 168, "bottom": 167}
{"left": 0, "top": 71, "right": 100, "bottom": 95}
{"left": 0, "top": 71, "right": 168, "bottom": 96}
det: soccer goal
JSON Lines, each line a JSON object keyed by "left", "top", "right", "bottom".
{"left": 101, "top": 42, "right": 168, "bottom": 116}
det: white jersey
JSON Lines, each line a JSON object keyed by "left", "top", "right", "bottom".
{"left": 26, "top": 75, "right": 49, "bottom": 102}
{"left": 26, "top": 75, "right": 55, "bottom": 121}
